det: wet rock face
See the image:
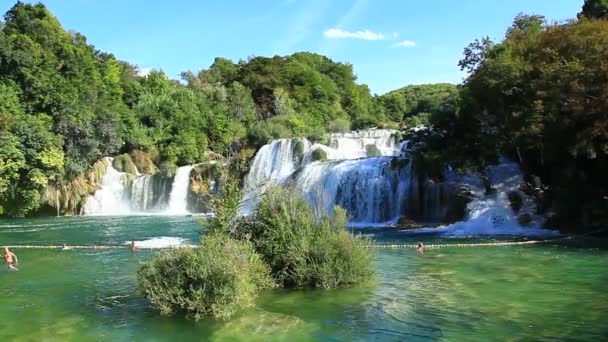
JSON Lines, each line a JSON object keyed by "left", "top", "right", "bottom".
{"left": 396, "top": 217, "right": 419, "bottom": 229}
{"left": 187, "top": 163, "right": 221, "bottom": 213}
{"left": 113, "top": 154, "right": 139, "bottom": 176}
{"left": 517, "top": 213, "right": 534, "bottom": 226}
{"left": 310, "top": 148, "right": 327, "bottom": 162}
{"left": 508, "top": 190, "right": 524, "bottom": 213}
{"left": 444, "top": 186, "right": 475, "bottom": 222}
{"left": 129, "top": 150, "right": 159, "bottom": 175}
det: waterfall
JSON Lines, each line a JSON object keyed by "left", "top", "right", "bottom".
{"left": 296, "top": 156, "right": 412, "bottom": 225}
{"left": 241, "top": 129, "right": 407, "bottom": 221}
{"left": 131, "top": 175, "right": 154, "bottom": 212}
{"left": 166, "top": 166, "right": 194, "bottom": 215}
{"left": 241, "top": 129, "right": 555, "bottom": 235}
{"left": 82, "top": 158, "right": 132, "bottom": 215}
{"left": 431, "top": 159, "right": 557, "bottom": 236}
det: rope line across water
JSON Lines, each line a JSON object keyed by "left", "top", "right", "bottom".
{"left": 6, "top": 239, "right": 569, "bottom": 250}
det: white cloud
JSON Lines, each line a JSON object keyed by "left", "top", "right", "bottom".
{"left": 394, "top": 40, "right": 416, "bottom": 47}
{"left": 137, "top": 67, "right": 152, "bottom": 77}
{"left": 323, "top": 28, "right": 385, "bottom": 40}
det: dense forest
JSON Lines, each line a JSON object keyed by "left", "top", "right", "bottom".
{"left": 0, "top": 2, "right": 394, "bottom": 216}
{"left": 1, "top": 1, "right": 607, "bottom": 230}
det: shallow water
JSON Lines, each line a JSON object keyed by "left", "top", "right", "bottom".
{"left": 1, "top": 217, "right": 607, "bottom": 341}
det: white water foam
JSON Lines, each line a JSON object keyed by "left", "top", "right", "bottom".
{"left": 127, "top": 236, "right": 188, "bottom": 249}
{"left": 403, "top": 160, "right": 558, "bottom": 237}
{"left": 82, "top": 158, "right": 132, "bottom": 215}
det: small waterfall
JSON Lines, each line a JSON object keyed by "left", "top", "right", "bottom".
{"left": 436, "top": 159, "right": 556, "bottom": 236}
{"left": 131, "top": 175, "right": 154, "bottom": 211}
{"left": 166, "top": 166, "right": 194, "bottom": 215}
{"left": 82, "top": 158, "right": 131, "bottom": 215}
{"left": 328, "top": 129, "right": 400, "bottom": 159}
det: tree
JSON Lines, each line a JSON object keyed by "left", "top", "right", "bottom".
{"left": 580, "top": 0, "right": 608, "bottom": 19}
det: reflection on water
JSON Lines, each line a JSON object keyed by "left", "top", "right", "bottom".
{"left": 1, "top": 217, "right": 607, "bottom": 341}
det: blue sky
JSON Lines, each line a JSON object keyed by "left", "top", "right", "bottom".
{"left": 1, "top": 0, "right": 582, "bottom": 94}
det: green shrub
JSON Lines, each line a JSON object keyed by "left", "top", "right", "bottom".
{"left": 137, "top": 233, "right": 274, "bottom": 320}
{"left": 234, "top": 186, "right": 374, "bottom": 289}
{"left": 328, "top": 117, "right": 351, "bottom": 133}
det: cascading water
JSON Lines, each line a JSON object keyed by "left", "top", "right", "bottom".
{"left": 166, "top": 165, "right": 194, "bottom": 215}
{"left": 131, "top": 175, "right": 154, "bottom": 212}
{"left": 296, "top": 156, "right": 413, "bottom": 225}
{"left": 82, "top": 158, "right": 132, "bottom": 215}
{"left": 242, "top": 129, "right": 555, "bottom": 235}
{"left": 241, "top": 129, "right": 409, "bottom": 221}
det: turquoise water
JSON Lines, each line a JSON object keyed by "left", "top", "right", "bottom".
{"left": 1, "top": 216, "right": 607, "bottom": 341}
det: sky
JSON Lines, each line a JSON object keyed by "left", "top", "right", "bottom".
{"left": 1, "top": 0, "right": 582, "bottom": 94}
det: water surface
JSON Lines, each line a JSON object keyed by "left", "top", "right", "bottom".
{"left": 1, "top": 216, "right": 606, "bottom": 341}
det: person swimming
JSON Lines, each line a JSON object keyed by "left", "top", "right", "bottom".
{"left": 3, "top": 246, "right": 19, "bottom": 270}
{"left": 417, "top": 242, "right": 425, "bottom": 252}
{"left": 129, "top": 241, "right": 139, "bottom": 252}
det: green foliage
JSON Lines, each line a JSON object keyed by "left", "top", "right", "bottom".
{"left": 444, "top": 13, "right": 608, "bottom": 227}
{"left": 580, "top": 0, "right": 608, "bottom": 19}
{"left": 0, "top": 3, "right": 390, "bottom": 217}
{"left": 379, "top": 84, "right": 459, "bottom": 123}
{"left": 233, "top": 187, "right": 374, "bottom": 288}
{"left": 137, "top": 233, "right": 274, "bottom": 320}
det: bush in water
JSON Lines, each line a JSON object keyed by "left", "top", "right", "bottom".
{"left": 137, "top": 233, "right": 274, "bottom": 320}
{"left": 234, "top": 186, "right": 375, "bottom": 288}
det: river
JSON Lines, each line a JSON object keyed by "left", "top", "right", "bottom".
{"left": 1, "top": 216, "right": 607, "bottom": 341}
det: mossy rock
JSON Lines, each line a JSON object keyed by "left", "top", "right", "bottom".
{"left": 311, "top": 148, "right": 328, "bottom": 162}
{"left": 365, "top": 144, "right": 382, "bottom": 157}
{"left": 292, "top": 140, "right": 306, "bottom": 161}
{"left": 507, "top": 191, "right": 524, "bottom": 213}
{"left": 129, "top": 150, "right": 159, "bottom": 175}
{"left": 517, "top": 213, "right": 534, "bottom": 226}
{"left": 113, "top": 154, "right": 139, "bottom": 175}
{"left": 390, "top": 157, "right": 410, "bottom": 170}
{"left": 396, "top": 217, "right": 420, "bottom": 229}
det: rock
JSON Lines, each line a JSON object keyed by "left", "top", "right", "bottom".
{"left": 365, "top": 144, "right": 382, "bottom": 157}
{"left": 203, "top": 150, "right": 223, "bottom": 160}
{"left": 292, "top": 140, "right": 306, "bottom": 161}
{"left": 311, "top": 148, "right": 327, "bottom": 162}
{"left": 396, "top": 217, "right": 419, "bottom": 229}
{"left": 113, "top": 154, "right": 139, "bottom": 175}
{"left": 129, "top": 150, "right": 159, "bottom": 175}
{"left": 517, "top": 213, "right": 534, "bottom": 226}
{"left": 507, "top": 191, "right": 524, "bottom": 213}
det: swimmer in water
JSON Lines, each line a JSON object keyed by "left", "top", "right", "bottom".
{"left": 417, "top": 242, "right": 425, "bottom": 252}
{"left": 130, "top": 241, "right": 139, "bottom": 252}
{"left": 3, "top": 246, "right": 19, "bottom": 270}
